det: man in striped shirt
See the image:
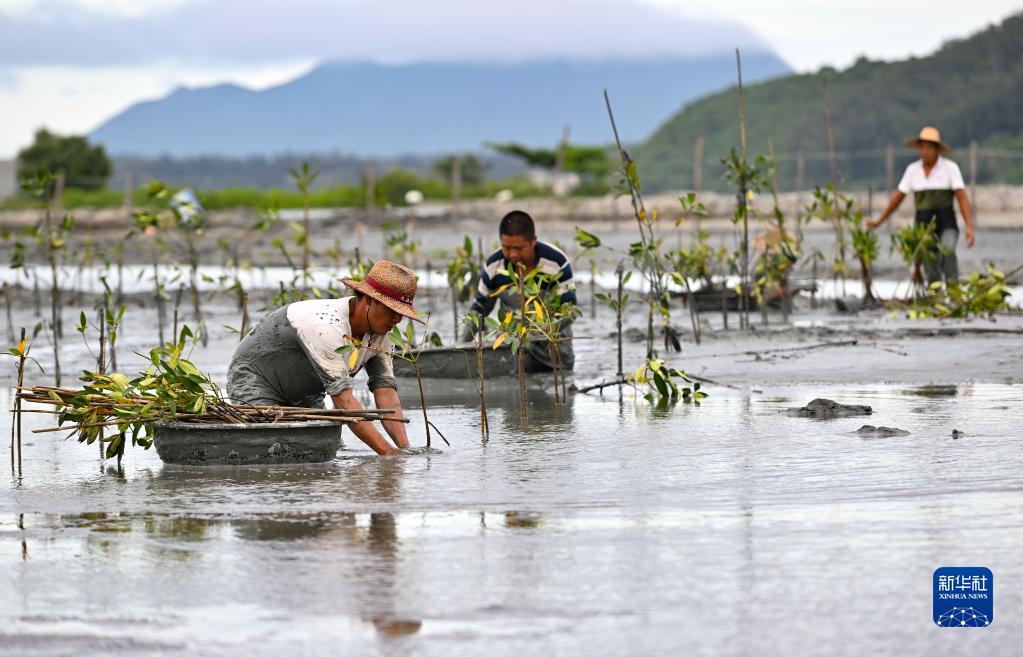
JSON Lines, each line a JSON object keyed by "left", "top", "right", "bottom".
{"left": 462, "top": 210, "right": 577, "bottom": 372}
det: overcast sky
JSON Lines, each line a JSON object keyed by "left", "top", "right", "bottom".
{"left": 0, "top": 0, "right": 1019, "bottom": 157}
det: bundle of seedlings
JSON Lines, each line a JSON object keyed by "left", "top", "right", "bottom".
{"left": 15, "top": 327, "right": 397, "bottom": 460}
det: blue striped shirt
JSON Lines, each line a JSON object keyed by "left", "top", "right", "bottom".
{"left": 468, "top": 241, "right": 577, "bottom": 317}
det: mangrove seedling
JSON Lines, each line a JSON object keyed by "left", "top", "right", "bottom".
{"left": 21, "top": 171, "right": 74, "bottom": 385}
{"left": 337, "top": 321, "right": 449, "bottom": 448}
{"left": 446, "top": 235, "right": 479, "bottom": 342}
{"left": 386, "top": 322, "right": 449, "bottom": 448}
{"left": 721, "top": 148, "right": 770, "bottom": 330}
{"left": 289, "top": 161, "right": 318, "bottom": 283}
{"left": 849, "top": 211, "right": 880, "bottom": 303}
{"left": 461, "top": 312, "right": 497, "bottom": 440}
{"left": 5, "top": 329, "right": 44, "bottom": 472}
{"left": 595, "top": 262, "right": 630, "bottom": 383}
{"left": 890, "top": 220, "right": 946, "bottom": 300}
{"left": 629, "top": 358, "right": 707, "bottom": 407}
{"left": 898, "top": 264, "right": 1016, "bottom": 319}
{"left": 804, "top": 186, "right": 852, "bottom": 300}
{"left": 604, "top": 90, "right": 679, "bottom": 357}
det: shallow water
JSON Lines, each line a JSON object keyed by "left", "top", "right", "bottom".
{"left": 2, "top": 382, "right": 1021, "bottom": 656}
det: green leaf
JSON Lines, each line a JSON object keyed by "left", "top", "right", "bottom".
{"left": 573, "top": 226, "right": 602, "bottom": 249}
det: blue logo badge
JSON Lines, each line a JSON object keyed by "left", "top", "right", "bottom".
{"left": 933, "top": 567, "right": 993, "bottom": 627}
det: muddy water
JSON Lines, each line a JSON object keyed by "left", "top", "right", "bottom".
{"left": 2, "top": 382, "right": 1021, "bottom": 656}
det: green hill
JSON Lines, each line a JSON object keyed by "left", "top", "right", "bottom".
{"left": 633, "top": 12, "right": 1023, "bottom": 193}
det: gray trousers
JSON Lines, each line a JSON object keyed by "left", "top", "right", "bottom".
{"left": 924, "top": 228, "right": 959, "bottom": 284}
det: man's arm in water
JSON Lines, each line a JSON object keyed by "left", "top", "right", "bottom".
{"left": 372, "top": 386, "right": 410, "bottom": 449}
{"left": 331, "top": 389, "right": 399, "bottom": 456}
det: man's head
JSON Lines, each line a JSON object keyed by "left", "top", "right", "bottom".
{"left": 499, "top": 210, "right": 538, "bottom": 268}
{"left": 342, "top": 260, "right": 423, "bottom": 332}
{"left": 916, "top": 141, "right": 940, "bottom": 166}
{"left": 354, "top": 291, "right": 405, "bottom": 334}
{"left": 906, "top": 126, "right": 949, "bottom": 165}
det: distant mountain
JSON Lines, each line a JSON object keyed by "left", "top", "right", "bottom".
{"left": 91, "top": 55, "right": 789, "bottom": 157}
{"left": 633, "top": 12, "right": 1023, "bottom": 192}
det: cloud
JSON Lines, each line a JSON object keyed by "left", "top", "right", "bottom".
{"left": 0, "top": 0, "right": 771, "bottom": 67}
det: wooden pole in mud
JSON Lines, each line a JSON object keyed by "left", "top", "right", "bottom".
{"left": 693, "top": 136, "right": 704, "bottom": 193}
{"left": 969, "top": 140, "right": 978, "bottom": 227}
{"left": 3, "top": 285, "right": 13, "bottom": 344}
{"left": 451, "top": 157, "right": 462, "bottom": 206}
{"left": 185, "top": 233, "right": 207, "bottom": 346}
{"left": 516, "top": 267, "right": 528, "bottom": 420}
{"left": 796, "top": 151, "right": 806, "bottom": 195}
{"left": 97, "top": 307, "right": 106, "bottom": 457}
{"left": 42, "top": 182, "right": 62, "bottom": 386}
{"left": 768, "top": 138, "right": 789, "bottom": 323}
{"left": 239, "top": 292, "right": 249, "bottom": 340}
{"left": 604, "top": 88, "right": 661, "bottom": 359}
{"left": 365, "top": 164, "right": 375, "bottom": 211}
{"left": 554, "top": 126, "right": 571, "bottom": 196}
{"left": 685, "top": 279, "right": 701, "bottom": 344}
{"left": 12, "top": 328, "right": 26, "bottom": 473}
{"left": 615, "top": 261, "right": 624, "bottom": 380}
{"left": 823, "top": 82, "right": 847, "bottom": 298}
{"left": 474, "top": 328, "right": 489, "bottom": 440}
{"left": 885, "top": 143, "right": 895, "bottom": 196}
{"left": 736, "top": 49, "right": 750, "bottom": 331}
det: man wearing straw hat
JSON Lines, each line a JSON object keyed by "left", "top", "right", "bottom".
{"left": 867, "top": 126, "right": 975, "bottom": 283}
{"left": 227, "top": 260, "right": 423, "bottom": 456}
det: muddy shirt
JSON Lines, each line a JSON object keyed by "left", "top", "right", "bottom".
{"left": 227, "top": 299, "right": 397, "bottom": 408}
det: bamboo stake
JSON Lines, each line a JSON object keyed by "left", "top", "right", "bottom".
{"left": 823, "top": 81, "right": 847, "bottom": 298}
{"left": 736, "top": 48, "right": 750, "bottom": 331}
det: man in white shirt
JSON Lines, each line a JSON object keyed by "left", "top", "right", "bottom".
{"left": 227, "top": 260, "right": 421, "bottom": 456}
{"left": 867, "top": 126, "right": 975, "bottom": 283}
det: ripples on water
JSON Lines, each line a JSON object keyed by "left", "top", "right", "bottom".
{"left": 2, "top": 383, "right": 1022, "bottom": 656}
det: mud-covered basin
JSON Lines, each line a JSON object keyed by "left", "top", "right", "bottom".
{"left": 392, "top": 343, "right": 517, "bottom": 378}
{"left": 153, "top": 420, "right": 344, "bottom": 465}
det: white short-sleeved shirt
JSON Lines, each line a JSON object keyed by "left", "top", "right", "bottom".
{"left": 287, "top": 298, "right": 394, "bottom": 394}
{"left": 897, "top": 156, "right": 965, "bottom": 195}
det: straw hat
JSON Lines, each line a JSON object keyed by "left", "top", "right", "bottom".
{"left": 342, "top": 260, "right": 423, "bottom": 323}
{"left": 905, "top": 126, "right": 951, "bottom": 154}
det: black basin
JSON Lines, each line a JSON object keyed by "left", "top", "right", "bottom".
{"left": 153, "top": 421, "right": 344, "bottom": 465}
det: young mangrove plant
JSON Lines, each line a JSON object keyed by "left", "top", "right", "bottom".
{"left": 22, "top": 171, "right": 73, "bottom": 385}
{"left": 337, "top": 321, "right": 449, "bottom": 449}
{"left": 890, "top": 220, "right": 945, "bottom": 300}
{"left": 446, "top": 236, "right": 479, "bottom": 342}
{"left": 460, "top": 312, "right": 496, "bottom": 440}
{"left": 721, "top": 149, "right": 770, "bottom": 329}
{"left": 130, "top": 205, "right": 171, "bottom": 345}
{"left": 849, "top": 210, "right": 880, "bottom": 304}
{"left": 289, "top": 161, "right": 318, "bottom": 284}
{"left": 898, "top": 264, "right": 1016, "bottom": 319}
{"left": 386, "top": 321, "right": 448, "bottom": 447}
{"left": 524, "top": 272, "right": 578, "bottom": 404}
{"left": 805, "top": 186, "right": 852, "bottom": 301}
{"left": 604, "top": 90, "right": 678, "bottom": 357}
{"left": 137, "top": 181, "right": 209, "bottom": 345}
{"left": 765, "top": 140, "right": 800, "bottom": 321}
{"left": 5, "top": 329, "right": 44, "bottom": 472}
{"left": 629, "top": 359, "right": 707, "bottom": 407}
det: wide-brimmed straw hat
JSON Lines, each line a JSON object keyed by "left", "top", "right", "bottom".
{"left": 905, "top": 126, "right": 951, "bottom": 154}
{"left": 342, "top": 260, "right": 423, "bottom": 323}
